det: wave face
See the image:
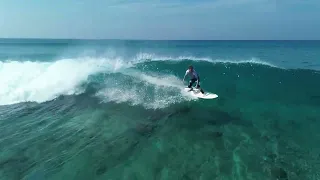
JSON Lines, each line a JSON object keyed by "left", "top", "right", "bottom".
{"left": 1, "top": 49, "right": 319, "bottom": 108}
{"left": 1, "top": 39, "right": 320, "bottom": 180}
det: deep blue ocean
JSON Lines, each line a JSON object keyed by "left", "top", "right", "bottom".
{"left": 0, "top": 39, "right": 320, "bottom": 180}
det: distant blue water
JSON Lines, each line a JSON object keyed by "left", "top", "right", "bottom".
{"left": 0, "top": 39, "right": 320, "bottom": 180}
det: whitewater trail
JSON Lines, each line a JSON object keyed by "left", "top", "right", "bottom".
{"left": 95, "top": 70, "right": 197, "bottom": 109}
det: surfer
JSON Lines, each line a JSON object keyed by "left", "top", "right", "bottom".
{"left": 183, "top": 65, "right": 205, "bottom": 94}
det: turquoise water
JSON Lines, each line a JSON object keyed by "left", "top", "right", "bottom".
{"left": 0, "top": 39, "right": 320, "bottom": 180}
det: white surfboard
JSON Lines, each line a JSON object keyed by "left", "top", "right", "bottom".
{"left": 184, "top": 87, "right": 218, "bottom": 99}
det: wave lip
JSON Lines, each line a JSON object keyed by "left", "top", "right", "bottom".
{"left": 133, "top": 53, "right": 278, "bottom": 68}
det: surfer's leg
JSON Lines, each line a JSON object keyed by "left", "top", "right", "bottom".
{"left": 187, "top": 81, "right": 192, "bottom": 88}
{"left": 195, "top": 78, "right": 201, "bottom": 89}
{"left": 196, "top": 79, "right": 204, "bottom": 94}
{"left": 188, "top": 79, "right": 196, "bottom": 88}
{"left": 197, "top": 85, "right": 204, "bottom": 94}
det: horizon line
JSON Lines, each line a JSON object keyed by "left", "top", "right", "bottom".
{"left": 0, "top": 37, "right": 319, "bottom": 41}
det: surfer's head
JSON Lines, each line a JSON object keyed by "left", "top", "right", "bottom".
{"left": 188, "top": 65, "right": 193, "bottom": 71}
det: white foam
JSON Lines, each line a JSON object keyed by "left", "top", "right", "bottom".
{"left": 0, "top": 57, "right": 130, "bottom": 105}
{"left": 96, "top": 71, "right": 196, "bottom": 109}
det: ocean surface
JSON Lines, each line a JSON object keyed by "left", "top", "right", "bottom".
{"left": 0, "top": 39, "right": 320, "bottom": 180}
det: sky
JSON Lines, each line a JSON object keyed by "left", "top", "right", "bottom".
{"left": 0, "top": 0, "right": 319, "bottom": 40}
